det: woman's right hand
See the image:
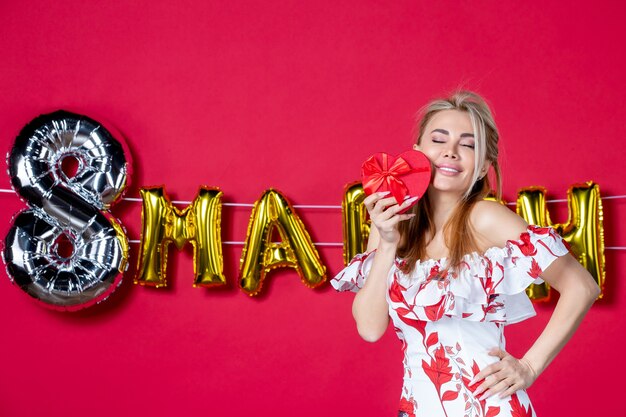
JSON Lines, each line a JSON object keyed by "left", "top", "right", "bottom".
{"left": 354, "top": 191, "right": 418, "bottom": 342}
{"left": 364, "top": 191, "right": 418, "bottom": 246}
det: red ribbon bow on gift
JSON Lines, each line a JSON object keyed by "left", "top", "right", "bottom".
{"left": 362, "top": 154, "right": 415, "bottom": 204}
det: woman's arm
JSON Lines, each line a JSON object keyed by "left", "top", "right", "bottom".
{"left": 352, "top": 233, "right": 395, "bottom": 342}
{"left": 469, "top": 201, "right": 600, "bottom": 399}
{"left": 519, "top": 255, "right": 599, "bottom": 377}
{"left": 473, "top": 254, "right": 599, "bottom": 400}
{"left": 352, "top": 192, "right": 417, "bottom": 342}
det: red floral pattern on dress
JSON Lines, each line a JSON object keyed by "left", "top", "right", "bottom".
{"left": 509, "top": 393, "right": 534, "bottom": 417}
{"left": 422, "top": 345, "right": 453, "bottom": 392}
{"left": 414, "top": 325, "right": 518, "bottom": 417}
{"left": 398, "top": 396, "right": 418, "bottom": 417}
{"left": 507, "top": 232, "right": 537, "bottom": 257}
{"left": 425, "top": 295, "right": 447, "bottom": 321}
{"left": 331, "top": 226, "right": 569, "bottom": 417}
{"left": 527, "top": 259, "right": 542, "bottom": 279}
{"left": 390, "top": 277, "right": 408, "bottom": 304}
{"left": 377, "top": 226, "right": 568, "bottom": 325}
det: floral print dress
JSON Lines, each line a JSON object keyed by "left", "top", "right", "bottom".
{"left": 331, "top": 226, "right": 570, "bottom": 417}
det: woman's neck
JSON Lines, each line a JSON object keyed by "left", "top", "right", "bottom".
{"left": 427, "top": 188, "right": 463, "bottom": 230}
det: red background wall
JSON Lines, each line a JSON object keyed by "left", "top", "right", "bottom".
{"left": 0, "top": 1, "right": 623, "bottom": 416}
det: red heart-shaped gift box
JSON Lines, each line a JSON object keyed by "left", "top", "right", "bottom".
{"left": 361, "top": 150, "right": 432, "bottom": 213}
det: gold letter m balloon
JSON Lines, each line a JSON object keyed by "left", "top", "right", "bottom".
{"left": 516, "top": 181, "right": 605, "bottom": 300}
{"left": 239, "top": 189, "right": 326, "bottom": 296}
{"left": 134, "top": 186, "right": 225, "bottom": 288}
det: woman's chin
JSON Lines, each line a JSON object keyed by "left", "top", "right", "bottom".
{"left": 430, "top": 181, "right": 469, "bottom": 196}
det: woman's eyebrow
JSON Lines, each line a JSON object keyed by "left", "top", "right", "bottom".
{"left": 431, "top": 128, "right": 474, "bottom": 138}
{"left": 431, "top": 128, "right": 449, "bottom": 135}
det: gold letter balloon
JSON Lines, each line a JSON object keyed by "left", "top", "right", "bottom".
{"left": 3, "top": 112, "right": 608, "bottom": 308}
{"left": 516, "top": 181, "right": 605, "bottom": 300}
{"left": 342, "top": 182, "right": 370, "bottom": 265}
{"left": 239, "top": 189, "right": 326, "bottom": 296}
{"left": 134, "top": 186, "right": 225, "bottom": 288}
{"left": 3, "top": 111, "right": 130, "bottom": 311}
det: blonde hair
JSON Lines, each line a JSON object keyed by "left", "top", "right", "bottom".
{"left": 397, "top": 91, "right": 502, "bottom": 273}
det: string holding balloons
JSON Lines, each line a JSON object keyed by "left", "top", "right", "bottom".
{"left": 516, "top": 182, "right": 605, "bottom": 300}
{"left": 1, "top": 111, "right": 608, "bottom": 310}
{"left": 341, "top": 180, "right": 606, "bottom": 300}
{"left": 133, "top": 186, "right": 327, "bottom": 296}
{"left": 2, "top": 110, "right": 328, "bottom": 310}
{"left": 238, "top": 189, "right": 327, "bottom": 296}
{"left": 134, "top": 186, "right": 226, "bottom": 289}
{"left": 3, "top": 111, "right": 131, "bottom": 311}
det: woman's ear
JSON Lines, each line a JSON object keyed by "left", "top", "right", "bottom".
{"left": 480, "top": 161, "right": 492, "bottom": 179}
{"left": 412, "top": 143, "right": 420, "bottom": 151}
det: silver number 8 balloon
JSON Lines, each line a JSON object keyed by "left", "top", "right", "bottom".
{"left": 3, "top": 110, "right": 130, "bottom": 311}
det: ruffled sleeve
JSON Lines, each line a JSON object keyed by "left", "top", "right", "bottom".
{"left": 487, "top": 225, "right": 571, "bottom": 290}
{"left": 484, "top": 225, "right": 571, "bottom": 323}
{"left": 388, "top": 225, "right": 571, "bottom": 325}
{"left": 330, "top": 250, "right": 378, "bottom": 292}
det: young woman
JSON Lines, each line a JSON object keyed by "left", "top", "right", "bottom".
{"left": 332, "top": 91, "right": 599, "bottom": 417}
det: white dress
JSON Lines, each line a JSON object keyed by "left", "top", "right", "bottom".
{"left": 331, "top": 226, "right": 570, "bottom": 417}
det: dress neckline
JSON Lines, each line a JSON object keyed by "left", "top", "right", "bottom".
{"left": 416, "top": 246, "right": 501, "bottom": 265}
{"left": 406, "top": 225, "right": 543, "bottom": 267}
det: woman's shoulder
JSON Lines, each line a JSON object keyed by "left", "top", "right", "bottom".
{"left": 469, "top": 199, "right": 529, "bottom": 250}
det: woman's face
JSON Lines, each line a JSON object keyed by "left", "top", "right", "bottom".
{"left": 414, "top": 109, "right": 487, "bottom": 197}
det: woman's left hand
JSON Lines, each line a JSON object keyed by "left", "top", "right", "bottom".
{"left": 470, "top": 348, "right": 538, "bottom": 400}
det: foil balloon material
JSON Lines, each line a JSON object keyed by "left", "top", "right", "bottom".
{"left": 134, "top": 186, "right": 225, "bottom": 288}
{"left": 342, "top": 182, "right": 370, "bottom": 265}
{"left": 239, "top": 189, "right": 326, "bottom": 296}
{"left": 516, "top": 187, "right": 551, "bottom": 301}
{"left": 516, "top": 182, "right": 605, "bottom": 300}
{"left": 3, "top": 110, "right": 130, "bottom": 311}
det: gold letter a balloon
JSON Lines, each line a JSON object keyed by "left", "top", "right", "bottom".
{"left": 239, "top": 189, "right": 327, "bottom": 296}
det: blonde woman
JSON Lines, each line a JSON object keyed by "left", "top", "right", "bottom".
{"left": 332, "top": 91, "right": 599, "bottom": 417}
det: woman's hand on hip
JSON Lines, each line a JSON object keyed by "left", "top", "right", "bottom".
{"left": 363, "top": 191, "right": 418, "bottom": 246}
{"left": 470, "top": 348, "right": 538, "bottom": 400}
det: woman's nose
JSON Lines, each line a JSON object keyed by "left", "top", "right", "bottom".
{"left": 443, "top": 145, "right": 458, "bottom": 159}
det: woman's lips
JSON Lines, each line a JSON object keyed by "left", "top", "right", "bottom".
{"left": 436, "top": 164, "right": 462, "bottom": 176}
